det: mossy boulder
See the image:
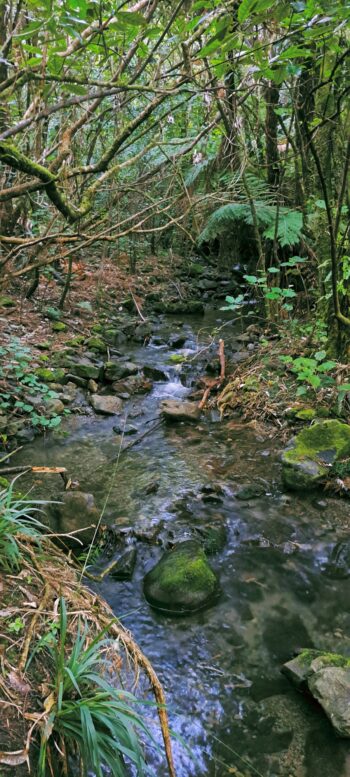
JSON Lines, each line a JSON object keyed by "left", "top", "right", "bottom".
{"left": 281, "top": 420, "right": 350, "bottom": 490}
{"left": 283, "top": 650, "right": 350, "bottom": 737}
{"left": 104, "top": 361, "right": 139, "bottom": 382}
{"left": 70, "top": 360, "right": 100, "bottom": 380}
{"left": 35, "top": 367, "right": 66, "bottom": 384}
{"left": 143, "top": 540, "right": 220, "bottom": 614}
{"left": 85, "top": 336, "right": 107, "bottom": 353}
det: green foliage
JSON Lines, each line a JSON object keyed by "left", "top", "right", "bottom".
{"left": 198, "top": 202, "right": 303, "bottom": 248}
{"left": 279, "top": 352, "right": 338, "bottom": 395}
{"left": 242, "top": 269, "right": 298, "bottom": 312}
{"left": 0, "top": 339, "right": 66, "bottom": 433}
{"left": 37, "top": 598, "right": 155, "bottom": 777}
{"left": 0, "top": 479, "right": 46, "bottom": 571}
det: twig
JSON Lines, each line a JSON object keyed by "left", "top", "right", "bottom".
{"left": 198, "top": 338, "right": 225, "bottom": 410}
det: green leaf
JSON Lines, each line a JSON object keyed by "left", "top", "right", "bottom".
{"left": 243, "top": 275, "right": 258, "bottom": 284}
{"left": 281, "top": 288, "right": 297, "bottom": 297}
{"left": 238, "top": 0, "right": 276, "bottom": 23}
{"left": 316, "top": 360, "right": 337, "bottom": 372}
{"left": 314, "top": 350, "right": 327, "bottom": 362}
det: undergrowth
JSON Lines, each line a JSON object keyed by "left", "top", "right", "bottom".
{"left": 0, "top": 484, "right": 174, "bottom": 777}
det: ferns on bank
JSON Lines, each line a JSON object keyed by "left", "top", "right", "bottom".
{"left": 198, "top": 201, "right": 303, "bottom": 248}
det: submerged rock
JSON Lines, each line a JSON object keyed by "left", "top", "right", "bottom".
{"left": 283, "top": 650, "right": 350, "bottom": 737}
{"left": 49, "top": 491, "right": 99, "bottom": 548}
{"left": 143, "top": 540, "right": 220, "bottom": 614}
{"left": 90, "top": 394, "right": 123, "bottom": 415}
{"left": 161, "top": 398, "right": 201, "bottom": 423}
{"left": 281, "top": 420, "right": 350, "bottom": 490}
{"left": 324, "top": 541, "right": 350, "bottom": 579}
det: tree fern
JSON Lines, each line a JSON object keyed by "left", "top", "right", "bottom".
{"left": 198, "top": 201, "right": 303, "bottom": 248}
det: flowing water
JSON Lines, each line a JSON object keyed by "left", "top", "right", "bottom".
{"left": 14, "top": 313, "right": 350, "bottom": 777}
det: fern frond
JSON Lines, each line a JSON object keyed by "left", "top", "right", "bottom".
{"left": 198, "top": 201, "right": 303, "bottom": 248}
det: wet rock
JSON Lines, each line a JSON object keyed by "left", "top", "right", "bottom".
{"left": 161, "top": 399, "right": 201, "bottom": 423}
{"left": 48, "top": 491, "right": 99, "bottom": 548}
{"left": 104, "top": 361, "right": 139, "bottom": 381}
{"left": 112, "top": 423, "right": 137, "bottom": 435}
{"left": 283, "top": 650, "right": 350, "bottom": 738}
{"left": 70, "top": 359, "right": 100, "bottom": 381}
{"left": 196, "top": 522, "right": 227, "bottom": 554}
{"left": 236, "top": 483, "right": 266, "bottom": 500}
{"left": 134, "top": 322, "right": 153, "bottom": 340}
{"left": 169, "top": 334, "right": 187, "bottom": 348}
{"left": 44, "top": 398, "right": 65, "bottom": 416}
{"left": 324, "top": 541, "right": 350, "bottom": 579}
{"left": 143, "top": 364, "right": 168, "bottom": 381}
{"left": 17, "top": 426, "right": 36, "bottom": 443}
{"left": 281, "top": 420, "right": 350, "bottom": 490}
{"left": 65, "top": 373, "right": 88, "bottom": 388}
{"left": 144, "top": 479, "right": 160, "bottom": 495}
{"left": 88, "top": 379, "right": 98, "bottom": 393}
{"left": 143, "top": 540, "right": 220, "bottom": 614}
{"left": 309, "top": 667, "right": 350, "bottom": 737}
{"left": 89, "top": 394, "right": 123, "bottom": 415}
{"left": 88, "top": 546, "right": 137, "bottom": 580}
{"left": 111, "top": 375, "right": 152, "bottom": 396}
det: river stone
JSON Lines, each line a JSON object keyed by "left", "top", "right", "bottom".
{"left": 48, "top": 491, "right": 99, "bottom": 548}
{"left": 70, "top": 359, "right": 100, "bottom": 380}
{"left": 283, "top": 649, "right": 350, "bottom": 736}
{"left": 281, "top": 420, "right": 350, "bottom": 490}
{"left": 161, "top": 399, "right": 201, "bottom": 423}
{"left": 143, "top": 540, "right": 220, "bottom": 614}
{"left": 104, "top": 361, "right": 139, "bottom": 381}
{"left": 143, "top": 364, "right": 168, "bottom": 381}
{"left": 89, "top": 394, "right": 123, "bottom": 415}
{"left": 309, "top": 667, "right": 350, "bottom": 738}
{"left": 44, "top": 398, "right": 65, "bottom": 416}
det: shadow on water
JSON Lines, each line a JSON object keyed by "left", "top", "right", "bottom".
{"left": 13, "top": 312, "right": 350, "bottom": 776}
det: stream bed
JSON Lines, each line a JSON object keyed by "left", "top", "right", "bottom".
{"left": 14, "top": 312, "right": 350, "bottom": 777}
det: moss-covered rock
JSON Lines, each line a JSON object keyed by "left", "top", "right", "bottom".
{"left": 52, "top": 321, "right": 67, "bottom": 332}
{"left": 66, "top": 336, "right": 85, "bottom": 348}
{"left": 283, "top": 649, "right": 350, "bottom": 737}
{"left": 143, "top": 540, "right": 220, "bottom": 614}
{"left": 70, "top": 360, "right": 100, "bottom": 380}
{"left": 281, "top": 420, "right": 350, "bottom": 490}
{"left": 35, "top": 367, "right": 66, "bottom": 384}
{"left": 85, "top": 336, "right": 107, "bottom": 353}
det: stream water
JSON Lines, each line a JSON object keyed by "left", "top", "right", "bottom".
{"left": 15, "top": 312, "right": 350, "bottom": 777}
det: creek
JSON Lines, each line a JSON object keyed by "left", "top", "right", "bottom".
{"left": 14, "top": 311, "right": 350, "bottom": 777}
